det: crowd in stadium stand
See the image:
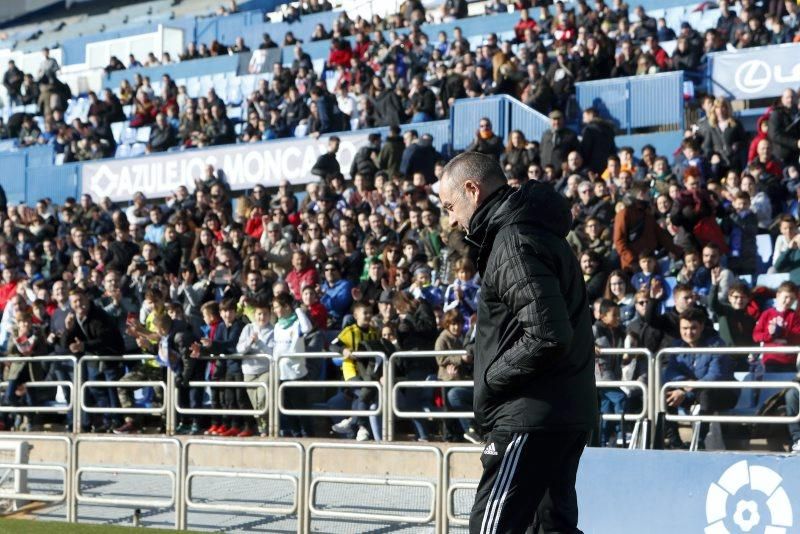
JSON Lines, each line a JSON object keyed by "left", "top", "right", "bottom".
{"left": 0, "top": 0, "right": 799, "bottom": 451}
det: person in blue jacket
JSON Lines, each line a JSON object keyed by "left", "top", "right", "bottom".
{"left": 663, "top": 307, "right": 738, "bottom": 449}
{"left": 320, "top": 260, "right": 353, "bottom": 329}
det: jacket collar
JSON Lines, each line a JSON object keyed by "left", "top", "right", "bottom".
{"left": 465, "top": 184, "right": 512, "bottom": 274}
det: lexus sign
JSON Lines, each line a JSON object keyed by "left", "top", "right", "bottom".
{"left": 710, "top": 43, "right": 800, "bottom": 100}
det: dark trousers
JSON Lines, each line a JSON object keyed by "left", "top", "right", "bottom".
{"left": 223, "top": 369, "right": 249, "bottom": 427}
{"left": 84, "top": 362, "right": 122, "bottom": 427}
{"left": 469, "top": 429, "right": 588, "bottom": 534}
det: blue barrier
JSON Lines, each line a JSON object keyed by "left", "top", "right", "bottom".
{"left": 450, "top": 95, "right": 549, "bottom": 150}
{"left": 576, "top": 71, "right": 684, "bottom": 134}
{"left": 26, "top": 162, "right": 81, "bottom": 204}
{"left": 578, "top": 448, "right": 798, "bottom": 533}
{"left": 616, "top": 131, "right": 683, "bottom": 159}
{"left": 0, "top": 152, "right": 28, "bottom": 204}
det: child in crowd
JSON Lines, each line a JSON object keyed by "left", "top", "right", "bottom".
{"left": 271, "top": 291, "right": 312, "bottom": 437}
{"left": 631, "top": 252, "right": 665, "bottom": 292}
{"left": 330, "top": 301, "right": 381, "bottom": 441}
{"left": 593, "top": 299, "right": 626, "bottom": 447}
{"left": 443, "top": 257, "right": 480, "bottom": 333}
{"left": 752, "top": 281, "right": 800, "bottom": 372}
{"left": 409, "top": 266, "right": 443, "bottom": 308}
{"left": 198, "top": 301, "right": 224, "bottom": 434}
{"left": 235, "top": 300, "right": 274, "bottom": 437}
{"left": 200, "top": 298, "right": 247, "bottom": 436}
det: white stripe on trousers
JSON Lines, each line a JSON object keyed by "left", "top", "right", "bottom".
{"left": 489, "top": 433, "right": 529, "bottom": 534}
{"left": 479, "top": 433, "right": 528, "bottom": 534}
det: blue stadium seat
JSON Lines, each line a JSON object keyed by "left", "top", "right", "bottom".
{"left": 756, "top": 234, "right": 773, "bottom": 269}
{"left": 130, "top": 143, "right": 146, "bottom": 157}
{"left": 135, "top": 126, "right": 151, "bottom": 143}
{"left": 755, "top": 273, "right": 790, "bottom": 290}
{"left": 115, "top": 143, "right": 131, "bottom": 158}
{"left": 121, "top": 126, "right": 137, "bottom": 145}
{"left": 111, "top": 122, "right": 126, "bottom": 144}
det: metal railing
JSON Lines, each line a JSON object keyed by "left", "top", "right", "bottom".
{"left": 76, "top": 355, "right": 172, "bottom": 434}
{"left": 303, "top": 442, "right": 442, "bottom": 532}
{"left": 596, "top": 380, "right": 649, "bottom": 450}
{"left": 181, "top": 439, "right": 304, "bottom": 533}
{"left": 655, "top": 346, "right": 800, "bottom": 424}
{"left": 0, "top": 434, "right": 73, "bottom": 521}
{"left": 442, "top": 446, "right": 481, "bottom": 531}
{"left": 0, "top": 355, "right": 76, "bottom": 416}
{"left": 274, "top": 352, "right": 386, "bottom": 438}
{"left": 73, "top": 436, "right": 183, "bottom": 529}
{"left": 174, "top": 353, "right": 272, "bottom": 424}
{"left": 386, "top": 351, "right": 470, "bottom": 442}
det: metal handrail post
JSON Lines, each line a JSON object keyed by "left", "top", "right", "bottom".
{"left": 166, "top": 366, "right": 175, "bottom": 435}
{"left": 442, "top": 445, "right": 482, "bottom": 532}
{"left": 388, "top": 351, "right": 468, "bottom": 442}
{"left": 74, "top": 436, "right": 182, "bottom": 529}
{"left": 275, "top": 352, "right": 386, "bottom": 435}
{"left": 73, "top": 358, "right": 82, "bottom": 434}
{"left": 654, "top": 346, "right": 800, "bottom": 415}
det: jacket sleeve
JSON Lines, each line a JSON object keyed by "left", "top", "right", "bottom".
{"left": 752, "top": 312, "right": 772, "bottom": 344}
{"left": 484, "top": 242, "right": 574, "bottom": 391}
{"left": 697, "top": 355, "right": 732, "bottom": 382}
{"left": 612, "top": 209, "right": 636, "bottom": 269}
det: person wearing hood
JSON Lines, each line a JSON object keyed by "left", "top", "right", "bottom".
{"left": 613, "top": 182, "right": 683, "bottom": 272}
{"left": 400, "top": 130, "right": 439, "bottom": 183}
{"left": 438, "top": 152, "right": 596, "bottom": 534}
{"left": 465, "top": 117, "right": 505, "bottom": 161}
{"left": 580, "top": 107, "right": 617, "bottom": 174}
{"left": 349, "top": 133, "right": 381, "bottom": 180}
{"left": 378, "top": 125, "right": 405, "bottom": 175}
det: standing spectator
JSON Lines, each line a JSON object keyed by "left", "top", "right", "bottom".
{"left": 709, "top": 279, "right": 756, "bottom": 368}
{"left": 580, "top": 107, "right": 617, "bottom": 174}
{"left": 768, "top": 89, "right": 800, "bottom": 167}
{"left": 593, "top": 299, "right": 626, "bottom": 447}
{"left": 379, "top": 125, "right": 405, "bottom": 176}
{"left": 434, "top": 310, "right": 478, "bottom": 443}
{"left": 235, "top": 300, "right": 273, "bottom": 437}
{"left": 540, "top": 110, "right": 580, "bottom": 174}
{"left": 465, "top": 117, "right": 504, "bottom": 161}
{"left": 3, "top": 60, "right": 24, "bottom": 107}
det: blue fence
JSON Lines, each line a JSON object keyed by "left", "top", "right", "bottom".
{"left": 3, "top": 95, "right": 677, "bottom": 203}
{"left": 575, "top": 72, "right": 684, "bottom": 134}
{"left": 450, "top": 95, "right": 549, "bottom": 151}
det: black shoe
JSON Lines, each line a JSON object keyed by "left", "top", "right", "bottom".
{"left": 113, "top": 421, "right": 137, "bottom": 434}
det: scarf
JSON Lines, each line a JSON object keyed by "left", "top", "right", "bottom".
{"left": 277, "top": 312, "right": 298, "bottom": 329}
{"left": 479, "top": 129, "right": 494, "bottom": 140}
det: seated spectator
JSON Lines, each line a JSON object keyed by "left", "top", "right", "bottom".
{"left": 603, "top": 270, "right": 636, "bottom": 326}
{"left": 752, "top": 281, "right": 800, "bottom": 372}
{"left": 630, "top": 252, "right": 665, "bottom": 293}
{"left": 148, "top": 113, "right": 176, "bottom": 153}
{"left": 129, "top": 91, "right": 157, "bottom": 127}
{"left": 721, "top": 192, "right": 759, "bottom": 275}
{"left": 443, "top": 257, "right": 479, "bottom": 332}
{"left": 581, "top": 250, "right": 608, "bottom": 303}
{"left": 662, "top": 308, "right": 737, "bottom": 449}
{"left": 646, "top": 282, "right": 716, "bottom": 343}
{"left": 320, "top": 260, "right": 353, "bottom": 328}
{"left": 434, "top": 309, "right": 478, "bottom": 443}
{"left": 691, "top": 244, "right": 736, "bottom": 305}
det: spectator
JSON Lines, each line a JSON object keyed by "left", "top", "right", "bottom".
{"left": 434, "top": 309, "right": 478, "bottom": 443}
{"left": 540, "top": 110, "right": 580, "bottom": 174}
{"left": 709, "top": 280, "right": 756, "bottom": 367}
{"left": 3, "top": 60, "right": 24, "bottom": 106}
{"left": 768, "top": 89, "right": 800, "bottom": 167}
{"left": 148, "top": 112, "right": 176, "bottom": 152}
{"left": 752, "top": 281, "right": 800, "bottom": 372}
{"left": 593, "top": 299, "right": 626, "bottom": 447}
{"left": 580, "top": 107, "right": 617, "bottom": 174}
{"left": 663, "top": 308, "right": 737, "bottom": 449}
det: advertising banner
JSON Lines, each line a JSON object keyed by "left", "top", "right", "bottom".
{"left": 81, "top": 133, "right": 367, "bottom": 202}
{"left": 710, "top": 43, "right": 800, "bottom": 100}
{"left": 578, "top": 448, "right": 798, "bottom": 533}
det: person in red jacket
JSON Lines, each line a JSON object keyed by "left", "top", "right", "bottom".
{"left": 0, "top": 268, "right": 19, "bottom": 312}
{"left": 747, "top": 112, "right": 770, "bottom": 164}
{"left": 513, "top": 9, "right": 537, "bottom": 42}
{"left": 327, "top": 38, "right": 353, "bottom": 69}
{"left": 645, "top": 35, "right": 671, "bottom": 71}
{"left": 753, "top": 281, "right": 800, "bottom": 372}
{"left": 750, "top": 138, "right": 783, "bottom": 177}
{"left": 285, "top": 250, "right": 318, "bottom": 301}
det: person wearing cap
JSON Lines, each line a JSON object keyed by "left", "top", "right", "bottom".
{"left": 438, "top": 152, "right": 595, "bottom": 533}
{"left": 540, "top": 109, "right": 579, "bottom": 175}
{"left": 320, "top": 260, "right": 353, "bottom": 329}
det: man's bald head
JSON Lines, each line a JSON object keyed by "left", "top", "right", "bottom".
{"left": 439, "top": 152, "right": 508, "bottom": 232}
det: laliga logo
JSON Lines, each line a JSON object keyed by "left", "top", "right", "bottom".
{"left": 705, "top": 460, "right": 793, "bottom": 533}
{"left": 734, "top": 58, "right": 800, "bottom": 95}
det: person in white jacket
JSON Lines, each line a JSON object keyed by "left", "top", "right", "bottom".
{"left": 271, "top": 292, "right": 312, "bottom": 437}
{"left": 235, "top": 301, "right": 274, "bottom": 437}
